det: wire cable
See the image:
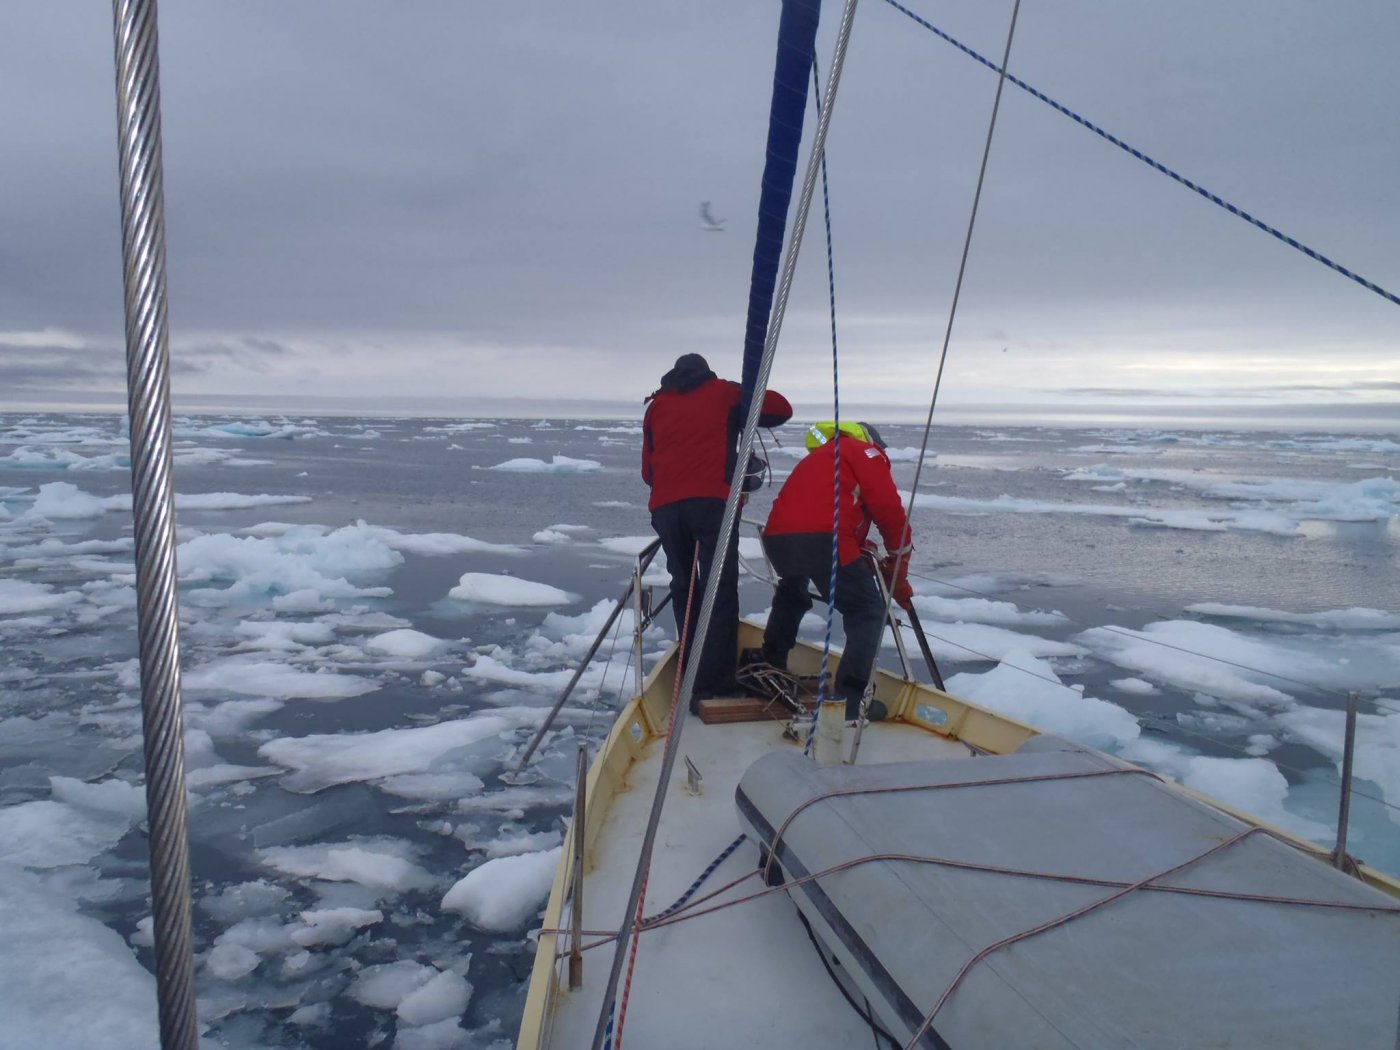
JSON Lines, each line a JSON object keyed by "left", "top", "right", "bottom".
{"left": 880, "top": 0, "right": 1400, "bottom": 310}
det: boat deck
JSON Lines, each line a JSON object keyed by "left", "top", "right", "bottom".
{"left": 544, "top": 714, "right": 973, "bottom": 1048}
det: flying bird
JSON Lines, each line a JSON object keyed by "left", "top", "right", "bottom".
{"left": 699, "top": 201, "right": 726, "bottom": 232}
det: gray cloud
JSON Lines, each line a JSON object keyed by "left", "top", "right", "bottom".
{"left": 1, "top": 1, "right": 1396, "bottom": 410}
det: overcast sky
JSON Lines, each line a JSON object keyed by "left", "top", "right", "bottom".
{"left": 1, "top": 1, "right": 1397, "bottom": 420}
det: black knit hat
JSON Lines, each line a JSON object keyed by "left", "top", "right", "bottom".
{"left": 659, "top": 354, "right": 716, "bottom": 394}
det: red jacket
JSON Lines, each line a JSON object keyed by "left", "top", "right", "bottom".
{"left": 642, "top": 379, "right": 792, "bottom": 511}
{"left": 764, "top": 437, "right": 911, "bottom": 565}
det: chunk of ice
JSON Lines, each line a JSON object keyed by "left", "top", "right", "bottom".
{"left": 258, "top": 840, "right": 436, "bottom": 893}
{"left": 290, "top": 907, "right": 383, "bottom": 947}
{"left": 0, "top": 579, "right": 81, "bottom": 615}
{"left": 946, "top": 650, "right": 1140, "bottom": 750}
{"left": 367, "top": 629, "right": 448, "bottom": 659}
{"left": 0, "top": 800, "right": 133, "bottom": 868}
{"left": 440, "top": 847, "right": 561, "bottom": 931}
{"left": 394, "top": 1017, "right": 470, "bottom": 1049}
{"left": 487, "top": 455, "right": 600, "bottom": 473}
{"left": 397, "top": 969, "right": 471, "bottom": 1026}
{"left": 351, "top": 959, "right": 439, "bottom": 1010}
{"left": 259, "top": 715, "right": 513, "bottom": 793}
{"left": 0, "top": 863, "right": 159, "bottom": 1047}
{"left": 185, "top": 657, "right": 379, "bottom": 700}
{"left": 205, "top": 941, "right": 262, "bottom": 981}
{"left": 447, "top": 573, "right": 577, "bottom": 607}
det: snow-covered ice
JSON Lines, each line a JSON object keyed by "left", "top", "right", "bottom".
{"left": 441, "top": 847, "right": 561, "bottom": 931}
{"left": 259, "top": 715, "right": 514, "bottom": 793}
{"left": 447, "top": 573, "right": 577, "bottom": 607}
{"left": 487, "top": 455, "right": 601, "bottom": 473}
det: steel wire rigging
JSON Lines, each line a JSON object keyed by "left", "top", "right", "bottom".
{"left": 880, "top": 0, "right": 1400, "bottom": 309}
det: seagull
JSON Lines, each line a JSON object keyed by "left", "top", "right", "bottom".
{"left": 699, "top": 201, "right": 726, "bottom": 232}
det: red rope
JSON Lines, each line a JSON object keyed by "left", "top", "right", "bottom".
{"left": 904, "top": 828, "right": 1262, "bottom": 1048}
{"left": 614, "top": 542, "right": 700, "bottom": 1050}
{"left": 760, "top": 766, "right": 1161, "bottom": 883}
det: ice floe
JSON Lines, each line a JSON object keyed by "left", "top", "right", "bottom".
{"left": 888, "top": 620, "right": 1086, "bottom": 663}
{"left": 0, "top": 799, "right": 135, "bottom": 868}
{"left": 440, "top": 847, "right": 561, "bottom": 931}
{"left": 0, "top": 864, "right": 159, "bottom": 1048}
{"left": 486, "top": 455, "right": 601, "bottom": 473}
{"left": 367, "top": 629, "right": 451, "bottom": 659}
{"left": 946, "top": 650, "right": 1140, "bottom": 750}
{"left": 909, "top": 592, "right": 1066, "bottom": 627}
{"left": 184, "top": 657, "right": 380, "bottom": 700}
{"left": 290, "top": 906, "right": 383, "bottom": 947}
{"left": 1186, "top": 602, "right": 1400, "bottom": 630}
{"left": 912, "top": 490, "right": 1303, "bottom": 536}
{"left": 0, "top": 578, "right": 82, "bottom": 615}
{"left": 447, "top": 572, "right": 577, "bottom": 606}
{"left": 259, "top": 838, "right": 436, "bottom": 893}
{"left": 258, "top": 715, "right": 515, "bottom": 793}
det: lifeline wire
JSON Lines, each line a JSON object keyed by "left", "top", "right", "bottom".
{"left": 881, "top": 0, "right": 1400, "bottom": 310}
{"left": 895, "top": 570, "right": 1400, "bottom": 818}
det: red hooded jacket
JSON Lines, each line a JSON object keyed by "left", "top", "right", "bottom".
{"left": 764, "top": 437, "right": 911, "bottom": 566}
{"left": 642, "top": 377, "right": 792, "bottom": 512}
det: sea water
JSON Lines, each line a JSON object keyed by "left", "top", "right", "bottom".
{"left": 1, "top": 412, "right": 1398, "bottom": 1048}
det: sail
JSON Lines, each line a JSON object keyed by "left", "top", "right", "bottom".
{"left": 739, "top": 0, "right": 822, "bottom": 421}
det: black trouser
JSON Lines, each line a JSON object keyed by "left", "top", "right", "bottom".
{"left": 761, "top": 532, "right": 885, "bottom": 718}
{"left": 651, "top": 497, "right": 740, "bottom": 697}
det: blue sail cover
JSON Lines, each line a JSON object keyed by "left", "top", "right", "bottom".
{"left": 739, "top": 0, "right": 822, "bottom": 421}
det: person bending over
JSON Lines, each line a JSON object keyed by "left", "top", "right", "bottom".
{"left": 759, "top": 421, "right": 913, "bottom": 719}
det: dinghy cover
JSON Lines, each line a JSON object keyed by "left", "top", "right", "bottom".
{"left": 735, "top": 736, "right": 1400, "bottom": 1048}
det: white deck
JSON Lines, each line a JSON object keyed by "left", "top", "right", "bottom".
{"left": 545, "top": 715, "right": 972, "bottom": 1048}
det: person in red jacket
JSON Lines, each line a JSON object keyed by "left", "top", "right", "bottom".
{"left": 759, "top": 420, "right": 912, "bottom": 719}
{"left": 642, "top": 354, "right": 793, "bottom": 705}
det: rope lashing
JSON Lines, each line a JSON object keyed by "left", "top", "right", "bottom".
{"left": 880, "top": 0, "right": 1400, "bottom": 310}
{"left": 904, "top": 826, "right": 1262, "bottom": 1048}
{"left": 556, "top": 831, "right": 1399, "bottom": 959}
{"left": 760, "top": 765, "right": 1162, "bottom": 884}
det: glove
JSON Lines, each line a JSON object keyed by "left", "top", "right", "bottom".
{"left": 878, "top": 553, "right": 914, "bottom": 610}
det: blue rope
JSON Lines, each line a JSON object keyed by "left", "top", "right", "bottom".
{"left": 881, "top": 0, "right": 1400, "bottom": 310}
{"left": 808, "top": 57, "right": 843, "bottom": 756}
{"left": 643, "top": 834, "right": 747, "bottom": 925}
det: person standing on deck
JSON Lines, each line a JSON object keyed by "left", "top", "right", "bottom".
{"left": 758, "top": 421, "right": 913, "bottom": 721}
{"left": 642, "top": 354, "right": 793, "bottom": 708}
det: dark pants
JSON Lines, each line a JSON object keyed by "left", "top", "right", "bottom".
{"left": 761, "top": 532, "right": 885, "bottom": 716}
{"left": 651, "top": 498, "right": 740, "bottom": 696}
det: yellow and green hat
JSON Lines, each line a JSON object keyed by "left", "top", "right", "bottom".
{"left": 804, "top": 420, "right": 886, "bottom": 451}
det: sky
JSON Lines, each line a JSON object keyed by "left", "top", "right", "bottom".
{"left": 1, "top": 0, "right": 1397, "bottom": 422}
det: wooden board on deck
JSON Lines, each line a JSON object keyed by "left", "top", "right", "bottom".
{"left": 696, "top": 695, "right": 788, "bottom": 724}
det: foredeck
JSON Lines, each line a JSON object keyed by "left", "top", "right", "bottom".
{"left": 543, "top": 715, "right": 973, "bottom": 1048}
